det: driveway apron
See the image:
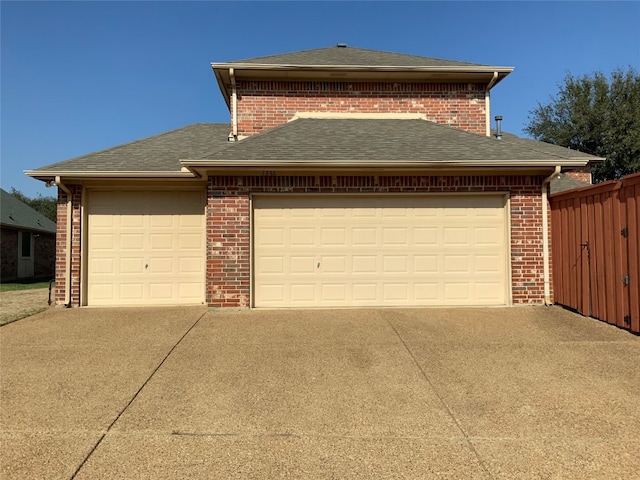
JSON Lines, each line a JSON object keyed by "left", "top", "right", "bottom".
{"left": 2, "top": 306, "right": 639, "bottom": 479}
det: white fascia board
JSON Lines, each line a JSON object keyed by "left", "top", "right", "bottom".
{"left": 291, "top": 112, "right": 428, "bottom": 120}
{"left": 24, "top": 170, "right": 198, "bottom": 179}
{"left": 181, "top": 159, "right": 589, "bottom": 169}
{"left": 211, "top": 62, "right": 514, "bottom": 74}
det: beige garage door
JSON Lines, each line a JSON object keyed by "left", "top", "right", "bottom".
{"left": 254, "top": 195, "right": 508, "bottom": 307}
{"left": 87, "top": 190, "right": 205, "bottom": 306}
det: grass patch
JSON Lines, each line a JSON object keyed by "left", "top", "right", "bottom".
{"left": 0, "top": 308, "right": 49, "bottom": 327}
{"left": 0, "top": 281, "right": 53, "bottom": 292}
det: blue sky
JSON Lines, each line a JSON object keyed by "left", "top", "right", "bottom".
{"left": 2, "top": 1, "right": 639, "bottom": 197}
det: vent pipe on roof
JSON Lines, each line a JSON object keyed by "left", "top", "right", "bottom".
{"left": 337, "top": 43, "right": 347, "bottom": 48}
{"left": 494, "top": 115, "right": 503, "bottom": 140}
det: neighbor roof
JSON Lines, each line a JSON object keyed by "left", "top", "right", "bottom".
{"left": 550, "top": 173, "right": 591, "bottom": 195}
{"left": 0, "top": 189, "right": 56, "bottom": 234}
{"left": 183, "top": 118, "right": 603, "bottom": 169}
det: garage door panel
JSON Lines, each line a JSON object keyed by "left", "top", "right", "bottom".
{"left": 254, "top": 195, "right": 507, "bottom": 307}
{"left": 150, "top": 234, "right": 173, "bottom": 249}
{"left": 414, "top": 283, "right": 439, "bottom": 301}
{"left": 353, "top": 283, "right": 376, "bottom": 301}
{"left": 120, "top": 283, "right": 144, "bottom": 300}
{"left": 120, "top": 234, "right": 144, "bottom": 250}
{"left": 179, "top": 257, "right": 205, "bottom": 274}
{"left": 352, "top": 256, "right": 377, "bottom": 273}
{"left": 414, "top": 255, "right": 438, "bottom": 273}
{"left": 149, "top": 257, "right": 173, "bottom": 273}
{"left": 87, "top": 190, "right": 205, "bottom": 306}
{"left": 322, "top": 284, "right": 347, "bottom": 301}
{"left": 321, "top": 228, "right": 346, "bottom": 245}
{"left": 120, "top": 257, "right": 144, "bottom": 274}
{"left": 476, "top": 255, "right": 502, "bottom": 273}
{"left": 384, "top": 283, "right": 409, "bottom": 301}
{"left": 475, "top": 227, "right": 502, "bottom": 245}
{"left": 91, "top": 234, "right": 115, "bottom": 250}
{"left": 290, "top": 284, "right": 315, "bottom": 302}
{"left": 121, "top": 215, "right": 144, "bottom": 228}
{"left": 179, "top": 233, "right": 203, "bottom": 250}
{"left": 90, "top": 258, "right": 114, "bottom": 274}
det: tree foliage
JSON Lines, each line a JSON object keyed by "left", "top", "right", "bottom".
{"left": 525, "top": 68, "right": 640, "bottom": 182}
{"left": 10, "top": 188, "right": 57, "bottom": 223}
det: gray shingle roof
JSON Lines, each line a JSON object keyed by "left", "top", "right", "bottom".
{"left": 30, "top": 123, "right": 231, "bottom": 173}
{"left": 198, "top": 118, "right": 603, "bottom": 165}
{"left": 550, "top": 173, "right": 591, "bottom": 195}
{"left": 0, "top": 189, "right": 56, "bottom": 233}
{"left": 222, "top": 45, "right": 495, "bottom": 68}
{"left": 28, "top": 119, "right": 603, "bottom": 178}
{"left": 495, "top": 131, "right": 601, "bottom": 162}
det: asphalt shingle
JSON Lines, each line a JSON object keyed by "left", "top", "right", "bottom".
{"left": 28, "top": 119, "right": 602, "bottom": 176}
{"left": 31, "top": 124, "right": 231, "bottom": 173}
{"left": 200, "top": 118, "right": 602, "bottom": 164}
{"left": 222, "top": 46, "right": 497, "bottom": 68}
{"left": 0, "top": 189, "right": 56, "bottom": 233}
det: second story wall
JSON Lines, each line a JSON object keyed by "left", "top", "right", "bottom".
{"left": 235, "top": 80, "right": 487, "bottom": 137}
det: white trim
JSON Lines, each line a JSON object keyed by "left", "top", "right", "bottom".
{"left": 25, "top": 171, "right": 198, "bottom": 179}
{"left": 292, "top": 112, "right": 428, "bottom": 120}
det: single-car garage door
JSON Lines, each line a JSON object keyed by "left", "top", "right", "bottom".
{"left": 253, "top": 195, "right": 508, "bottom": 307}
{"left": 86, "top": 189, "right": 205, "bottom": 306}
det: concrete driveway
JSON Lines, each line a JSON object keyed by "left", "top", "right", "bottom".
{"left": 1, "top": 306, "right": 639, "bottom": 479}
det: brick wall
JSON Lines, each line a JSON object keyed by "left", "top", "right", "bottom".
{"left": 0, "top": 229, "right": 55, "bottom": 282}
{"left": 1, "top": 229, "right": 18, "bottom": 281}
{"left": 54, "top": 185, "right": 82, "bottom": 306}
{"left": 235, "top": 81, "right": 487, "bottom": 137}
{"left": 207, "top": 174, "right": 549, "bottom": 308}
{"left": 33, "top": 233, "right": 55, "bottom": 279}
{"left": 563, "top": 169, "right": 592, "bottom": 183}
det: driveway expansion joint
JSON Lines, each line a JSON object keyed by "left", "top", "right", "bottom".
{"left": 384, "top": 314, "right": 495, "bottom": 479}
{"left": 68, "top": 310, "right": 208, "bottom": 479}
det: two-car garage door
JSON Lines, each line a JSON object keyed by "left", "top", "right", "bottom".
{"left": 86, "top": 190, "right": 205, "bottom": 306}
{"left": 253, "top": 195, "right": 508, "bottom": 308}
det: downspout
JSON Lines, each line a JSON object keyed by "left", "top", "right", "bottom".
{"left": 55, "top": 176, "right": 73, "bottom": 307}
{"left": 542, "top": 166, "right": 561, "bottom": 305}
{"left": 229, "top": 67, "right": 238, "bottom": 141}
{"left": 485, "top": 72, "right": 498, "bottom": 137}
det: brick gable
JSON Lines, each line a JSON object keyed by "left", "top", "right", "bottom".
{"left": 235, "top": 81, "right": 487, "bottom": 137}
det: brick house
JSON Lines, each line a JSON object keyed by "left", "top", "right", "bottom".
{"left": 1, "top": 188, "right": 56, "bottom": 282}
{"left": 26, "top": 46, "right": 602, "bottom": 308}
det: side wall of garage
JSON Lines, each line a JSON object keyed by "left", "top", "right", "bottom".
{"left": 54, "top": 185, "right": 83, "bottom": 306}
{"left": 206, "top": 175, "right": 549, "bottom": 308}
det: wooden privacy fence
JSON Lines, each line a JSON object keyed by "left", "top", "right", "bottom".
{"left": 550, "top": 172, "right": 640, "bottom": 333}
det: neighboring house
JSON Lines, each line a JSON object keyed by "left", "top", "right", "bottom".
{"left": 0, "top": 188, "right": 56, "bottom": 282}
{"left": 25, "top": 45, "right": 603, "bottom": 308}
{"left": 550, "top": 173, "right": 591, "bottom": 195}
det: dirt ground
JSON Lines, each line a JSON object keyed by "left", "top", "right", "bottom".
{"left": 0, "top": 288, "right": 54, "bottom": 326}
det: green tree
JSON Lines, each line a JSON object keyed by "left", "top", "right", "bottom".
{"left": 525, "top": 68, "right": 640, "bottom": 182}
{"left": 10, "top": 188, "right": 57, "bottom": 223}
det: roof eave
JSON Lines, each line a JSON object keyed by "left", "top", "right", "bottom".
{"left": 182, "top": 159, "right": 588, "bottom": 169}
{"left": 211, "top": 62, "right": 514, "bottom": 73}
{"left": 211, "top": 63, "right": 514, "bottom": 105}
{"left": 24, "top": 170, "right": 199, "bottom": 182}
